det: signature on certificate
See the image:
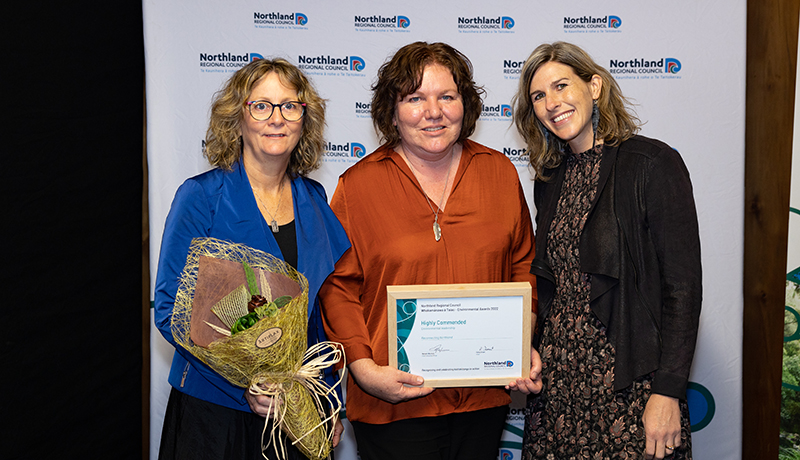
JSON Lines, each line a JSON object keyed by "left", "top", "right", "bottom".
{"left": 476, "top": 346, "right": 494, "bottom": 355}
{"left": 429, "top": 344, "right": 450, "bottom": 355}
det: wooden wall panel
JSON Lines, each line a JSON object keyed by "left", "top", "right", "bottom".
{"left": 744, "top": 0, "right": 799, "bottom": 457}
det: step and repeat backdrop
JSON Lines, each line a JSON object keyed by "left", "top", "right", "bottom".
{"left": 145, "top": 1, "right": 745, "bottom": 458}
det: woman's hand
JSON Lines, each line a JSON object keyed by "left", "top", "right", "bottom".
{"left": 332, "top": 417, "right": 344, "bottom": 447}
{"left": 348, "top": 358, "right": 434, "bottom": 404}
{"left": 245, "top": 390, "right": 278, "bottom": 418}
{"left": 642, "top": 393, "right": 681, "bottom": 459}
{"left": 506, "top": 348, "right": 543, "bottom": 394}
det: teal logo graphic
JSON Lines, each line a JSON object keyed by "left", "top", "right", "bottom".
{"left": 686, "top": 382, "right": 715, "bottom": 431}
{"left": 396, "top": 299, "right": 418, "bottom": 372}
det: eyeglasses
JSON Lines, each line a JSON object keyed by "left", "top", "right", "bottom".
{"left": 246, "top": 100, "right": 306, "bottom": 122}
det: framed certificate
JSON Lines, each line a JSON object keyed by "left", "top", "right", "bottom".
{"left": 387, "top": 282, "right": 532, "bottom": 388}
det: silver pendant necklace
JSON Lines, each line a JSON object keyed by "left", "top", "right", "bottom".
{"left": 252, "top": 179, "right": 285, "bottom": 233}
{"left": 405, "top": 151, "right": 455, "bottom": 242}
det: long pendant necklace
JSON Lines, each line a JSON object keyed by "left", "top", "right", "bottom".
{"left": 405, "top": 151, "right": 455, "bottom": 242}
{"left": 252, "top": 179, "right": 285, "bottom": 233}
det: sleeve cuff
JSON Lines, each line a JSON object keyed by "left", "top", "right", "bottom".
{"left": 651, "top": 369, "right": 688, "bottom": 400}
{"left": 343, "top": 343, "right": 374, "bottom": 365}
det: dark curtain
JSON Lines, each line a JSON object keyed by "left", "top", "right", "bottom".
{"left": 3, "top": 2, "right": 145, "bottom": 458}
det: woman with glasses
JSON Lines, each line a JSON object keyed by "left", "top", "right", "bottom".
{"left": 154, "top": 58, "right": 350, "bottom": 460}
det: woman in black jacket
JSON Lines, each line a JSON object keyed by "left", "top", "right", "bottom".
{"left": 509, "top": 42, "right": 701, "bottom": 460}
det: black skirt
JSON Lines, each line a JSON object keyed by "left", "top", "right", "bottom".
{"left": 158, "top": 388, "right": 308, "bottom": 460}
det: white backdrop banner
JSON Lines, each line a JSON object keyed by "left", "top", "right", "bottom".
{"left": 145, "top": 1, "right": 745, "bottom": 458}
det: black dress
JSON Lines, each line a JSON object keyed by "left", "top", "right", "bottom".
{"left": 522, "top": 149, "right": 692, "bottom": 460}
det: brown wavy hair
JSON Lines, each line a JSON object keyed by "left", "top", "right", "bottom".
{"left": 204, "top": 58, "right": 326, "bottom": 176}
{"left": 512, "top": 42, "right": 640, "bottom": 180}
{"left": 371, "top": 41, "right": 485, "bottom": 147}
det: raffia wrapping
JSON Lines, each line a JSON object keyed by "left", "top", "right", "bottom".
{"left": 172, "top": 237, "right": 342, "bottom": 460}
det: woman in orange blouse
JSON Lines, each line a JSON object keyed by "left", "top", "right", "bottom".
{"left": 319, "top": 41, "right": 539, "bottom": 460}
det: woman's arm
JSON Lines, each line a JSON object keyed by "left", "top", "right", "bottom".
{"left": 641, "top": 146, "right": 701, "bottom": 457}
{"left": 153, "top": 179, "right": 253, "bottom": 405}
{"left": 319, "top": 176, "right": 433, "bottom": 404}
{"left": 505, "top": 173, "right": 542, "bottom": 393}
{"left": 645, "top": 146, "right": 702, "bottom": 398}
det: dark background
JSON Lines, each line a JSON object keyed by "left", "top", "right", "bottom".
{"left": 3, "top": 3, "right": 145, "bottom": 458}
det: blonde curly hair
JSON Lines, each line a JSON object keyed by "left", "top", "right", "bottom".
{"left": 204, "top": 58, "right": 326, "bottom": 176}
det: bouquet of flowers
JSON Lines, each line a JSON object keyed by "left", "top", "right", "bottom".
{"left": 171, "top": 237, "right": 343, "bottom": 460}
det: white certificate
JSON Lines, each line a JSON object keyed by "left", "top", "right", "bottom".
{"left": 387, "top": 282, "right": 532, "bottom": 388}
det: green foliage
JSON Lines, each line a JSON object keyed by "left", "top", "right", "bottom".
{"left": 788, "top": 308, "right": 799, "bottom": 338}
{"left": 242, "top": 262, "right": 260, "bottom": 296}
{"left": 782, "top": 281, "right": 800, "bottom": 454}
{"left": 779, "top": 446, "right": 800, "bottom": 460}
{"left": 782, "top": 340, "right": 800, "bottom": 433}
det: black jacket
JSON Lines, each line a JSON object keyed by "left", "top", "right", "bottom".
{"left": 531, "top": 135, "right": 702, "bottom": 399}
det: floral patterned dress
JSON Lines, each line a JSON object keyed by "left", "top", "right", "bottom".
{"left": 522, "top": 148, "right": 692, "bottom": 460}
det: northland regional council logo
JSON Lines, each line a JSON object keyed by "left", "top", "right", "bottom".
{"left": 355, "top": 15, "right": 410, "bottom": 32}
{"left": 481, "top": 103, "right": 513, "bottom": 121}
{"left": 503, "top": 59, "right": 525, "bottom": 80}
{"left": 297, "top": 54, "right": 365, "bottom": 77}
{"left": 254, "top": 11, "right": 308, "bottom": 29}
{"left": 458, "top": 15, "right": 515, "bottom": 33}
{"left": 503, "top": 146, "right": 529, "bottom": 165}
{"left": 609, "top": 57, "right": 682, "bottom": 79}
{"left": 484, "top": 360, "right": 514, "bottom": 368}
{"left": 355, "top": 101, "right": 371, "bottom": 119}
{"left": 325, "top": 141, "right": 366, "bottom": 161}
{"left": 563, "top": 15, "right": 622, "bottom": 33}
{"left": 199, "top": 52, "right": 263, "bottom": 72}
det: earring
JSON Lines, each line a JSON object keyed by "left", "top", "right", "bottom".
{"left": 540, "top": 124, "right": 551, "bottom": 148}
{"left": 591, "top": 99, "right": 599, "bottom": 150}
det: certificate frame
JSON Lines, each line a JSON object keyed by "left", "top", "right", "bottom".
{"left": 387, "top": 282, "right": 532, "bottom": 388}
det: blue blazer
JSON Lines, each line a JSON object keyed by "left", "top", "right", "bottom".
{"left": 154, "top": 160, "right": 350, "bottom": 411}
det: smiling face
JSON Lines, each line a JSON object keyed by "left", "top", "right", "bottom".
{"left": 240, "top": 72, "right": 303, "bottom": 162}
{"left": 393, "top": 64, "right": 464, "bottom": 161}
{"left": 529, "top": 61, "right": 602, "bottom": 153}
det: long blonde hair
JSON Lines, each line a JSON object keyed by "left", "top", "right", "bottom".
{"left": 512, "top": 42, "right": 640, "bottom": 180}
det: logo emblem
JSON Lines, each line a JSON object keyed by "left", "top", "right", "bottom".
{"left": 350, "top": 56, "right": 365, "bottom": 72}
{"left": 351, "top": 142, "right": 366, "bottom": 158}
{"left": 665, "top": 58, "right": 681, "bottom": 74}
